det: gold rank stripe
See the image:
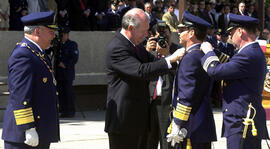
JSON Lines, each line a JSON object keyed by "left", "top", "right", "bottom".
{"left": 174, "top": 103, "right": 192, "bottom": 121}
{"left": 176, "top": 103, "right": 192, "bottom": 110}
{"left": 174, "top": 110, "right": 190, "bottom": 121}
{"left": 14, "top": 107, "right": 34, "bottom": 125}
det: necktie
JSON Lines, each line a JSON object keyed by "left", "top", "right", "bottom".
{"left": 79, "top": 0, "right": 86, "bottom": 11}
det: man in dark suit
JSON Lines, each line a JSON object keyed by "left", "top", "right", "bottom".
{"left": 201, "top": 14, "right": 269, "bottom": 149}
{"left": 105, "top": 8, "right": 186, "bottom": 149}
{"left": 167, "top": 11, "right": 217, "bottom": 149}
{"left": 146, "top": 22, "right": 179, "bottom": 149}
{"left": 56, "top": 27, "right": 79, "bottom": 118}
{"left": 2, "top": 11, "right": 60, "bottom": 149}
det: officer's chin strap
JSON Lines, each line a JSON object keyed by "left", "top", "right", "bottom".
{"left": 240, "top": 103, "right": 257, "bottom": 149}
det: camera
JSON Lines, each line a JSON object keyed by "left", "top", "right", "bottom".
{"left": 150, "top": 21, "right": 168, "bottom": 49}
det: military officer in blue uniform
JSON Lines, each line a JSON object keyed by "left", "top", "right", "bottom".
{"left": 9, "top": 0, "right": 28, "bottom": 31}
{"left": 2, "top": 11, "right": 60, "bottom": 149}
{"left": 216, "top": 31, "right": 235, "bottom": 57}
{"left": 167, "top": 11, "right": 217, "bottom": 149}
{"left": 201, "top": 14, "right": 269, "bottom": 149}
{"left": 56, "top": 27, "right": 79, "bottom": 118}
{"left": 105, "top": 0, "right": 121, "bottom": 31}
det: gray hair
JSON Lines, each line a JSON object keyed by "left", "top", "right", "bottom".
{"left": 122, "top": 8, "right": 147, "bottom": 29}
{"left": 24, "top": 26, "right": 39, "bottom": 34}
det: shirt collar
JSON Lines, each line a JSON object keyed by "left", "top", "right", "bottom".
{"left": 120, "top": 29, "right": 136, "bottom": 47}
{"left": 25, "top": 36, "right": 44, "bottom": 53}
{"left": 187, "top": 43, "right": 200, "bottom": 51}
{"left": 238, "top": 41, "right": 257, "bottom": 53}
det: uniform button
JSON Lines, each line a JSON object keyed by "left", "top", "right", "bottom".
{"left": 42, "top": 77, "right": 47, "bottom": 83}
{"left": 37, "top": 116, "right": 40, "bottom": 119}
{"left": 210, "top": 64, "right": 215, "bottom": 67}
{"left": 56, "top": 92, "right": 59, "bottom": 95}
{"left": 23, "top": 101, "right": 27, "bottom": 105}
{"left": 225, "top": 109, "right": 228, "bottom": 112}
{"left": 177, "top": 97, "right": 180, "bottom": 101}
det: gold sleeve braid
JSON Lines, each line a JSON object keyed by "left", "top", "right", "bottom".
{"left": 174, "top": 103, "right": 192, "bottom": 121}
{"left": 218, "top": 52, "right": 230, "bottom": 63}
{"left": 14, "top": 107, "right": 34, "bottom": 125}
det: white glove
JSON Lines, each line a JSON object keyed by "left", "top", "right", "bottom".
{"left": 200, "top": 42, "right": 213, "bottom": 54}
{"left": 166, "top": 121, "right": 187, "bottom": 147}
{"left": 24, "top": 128, "right": 39, "bottom": 147}
{"left": 167, "top": 47, "right": 186, "bottom": 63}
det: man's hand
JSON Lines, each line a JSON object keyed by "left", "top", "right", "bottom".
{"left": 156, "top": 42, "right": 170, "bottom": 56}
{"left": 167, "top": 47, "right": 186, "bottom": 63}
{"left": 24, "top": 128, "right": 39, "bottom": 147}
{"left": 200, "top": 42, "right": 213, "bottom": 54}
{"left": 166, "top": 121, "right": 187, "bottom": 147}
{"left": 146, "top": 37, "right": 157, "bottom": 53}
{"left": 58, "top": 62, "right": 66, "bottom": 69}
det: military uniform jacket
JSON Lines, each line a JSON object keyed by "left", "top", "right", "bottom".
{"left": 2, "top": 38, "right": 60, "bottom": 143}
{"left": 217, "top": 42, "right": 235, "bottom": 58}
{"left": 172, "top": 44, "right": 217, "bottom": 143}
{"left": 105, "top": 31, "right": 170, "bottom": 135}
{"left": 201, "top": 42, "right": 269, "bottom": 139}
{"left": 56, "top": 39, "right": 79, "bottom": 81}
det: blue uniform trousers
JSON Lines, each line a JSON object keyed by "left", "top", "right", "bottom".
{"left": 227, "top": 133, "right": 261, "bottom": 149}
{"left": 57, "top": 79, "right": 75, "bottom": 115}
{"left": 176, "top": 140, "right": 211, "bottom": 149}
{"left": 4, "top": 141, "right": 50, "bottom": 149}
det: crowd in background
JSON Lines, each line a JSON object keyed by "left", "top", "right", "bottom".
{"left": 1, "top": 0, "right": 270, "bottom": 38}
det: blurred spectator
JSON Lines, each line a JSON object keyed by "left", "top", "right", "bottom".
{"left": 198, "top": 1, "right": 209, "bottom": 23}
{"left": 27, "top": 0, "right": 49, "bottom": 14}
{"left": 218, "top": 5, "right": 230, "bottom": 31}
{"left": 118, "top": 0, "right": 136, "bottom": 21}
{"left": 144, "top": 2, "right": 157, "bottom": 29}
{"left": 246, "top": 3, "right": 258, "bottom": 18}
{"left": 259, "top": 28, "right": 270, "bottom": 43}
{"left": 95, "top": 0, "right": 109, "bottom": 30}
{"left": 265, "top": 6, "right": 270, "bottom": 30}
{"left": 105, "top": 0, "right": 121, "bottom": 31}
{"left": 46, "top": 0, "right": 57, "bottom": 12}
{"left": 152, "top": 0, "right": 165, "bottom": 17}
{"left": 9, "top": 0, "right": 28, "bottom": 31}
{"left": 56, "top": 27, "right": 79, "bottom": 118}
{"left": 64, "top": 0, "right": 92, "bottom": 31}
{"left": 162, "top": 3, "right": 178, "bottom": 32}
{"left": 189, "top": 2, "right": 199, "bottom": 16}
{"left": 0, "top": 0, "right": 10, "bottom": 30}
{"left": 238, "top": 2, "right": 247, "bottom": 15}
{"left": 136, "top": 0, "right": 144, "bottom": 10}
{"left": 205, "top": 1, "right": 217, "bottom": 28}
{"left": 231, "top": 6, "right": 238, "bottom": 14}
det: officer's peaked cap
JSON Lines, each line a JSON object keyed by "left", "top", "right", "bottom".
{"left": 21, "top": 11, "right": 58, "bottom": 29}
{"left": 227, "top": 13, "right": 258, "bottom": 31}
{"left": 181, "top": 11, "right": 212, "bottom": 28}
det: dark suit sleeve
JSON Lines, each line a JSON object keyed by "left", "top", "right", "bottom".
{"left": 8, "top": 50, "right": 35, "bottom": 130}
{"left": 110, "top": 46, "right": 169, "bottom": 80}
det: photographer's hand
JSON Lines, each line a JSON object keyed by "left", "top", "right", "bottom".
{"left": 156, "top": 42, "right": 169, "bottom": 56}
{"left": 146, "top": 37, "right": 157, "bottom": 53}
